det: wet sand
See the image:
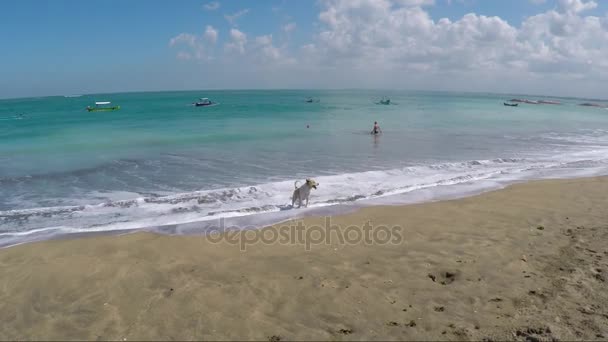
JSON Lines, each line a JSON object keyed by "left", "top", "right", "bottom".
{"left": 1, "top": 177, "right": 607, "bottom": 340}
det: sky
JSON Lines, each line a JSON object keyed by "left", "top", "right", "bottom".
{"left": 1, "top": 0, "right": 607, "bottom": 99}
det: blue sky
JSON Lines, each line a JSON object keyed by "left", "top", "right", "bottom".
{"left": 1, "top": 0, "right": 607, "bottom": 99}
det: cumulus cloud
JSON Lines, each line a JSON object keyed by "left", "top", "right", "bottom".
{"left": 204, "top": 1, "right": 220, "bottom": 11}
{"left": 169, "top": 33, "right": 197, "bottom": 48}
{"left": 301, "top": 0, "right": 608, "bottom": 82}
{"left": 225, "top": 9, "right": 249, "bottom": 26}
{"left": 283, "top": 22, "right": 297, "bottom": 33}
{"left": 558, "top": 0, "right": 597, "bottom": 13}
{"left": 169, "top": 26, "right": 219, "bottom": 60}
{"left": 204, "top": 25, "right": 218, "bottom": 44}
{"left": 169, "top": 0, "right": 608, "bottom": 96}
{"left": 396, "top": 0, "right": 435, "bottom": 6}
{"left": 224, "top": 28, "right": 247, "bottom": 54}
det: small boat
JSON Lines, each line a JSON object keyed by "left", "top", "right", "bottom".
{"left": 376, "top": 97, "right": 391, "bottom": 105}
{"left": 503, "top": 102, "right": 519, "bottom": 107}
{"left": 579, "top": 102, "right": 607, "bottom": 108}
{"left": 193, "top": 98, "right": 217, "bottom": 107}
{"left": 305, "top": 97, "right": 320, "bottom": 103}
{"left": 86, "top": 101, "right": 120, "bottom": 112}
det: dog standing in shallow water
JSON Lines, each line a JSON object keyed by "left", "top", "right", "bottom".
{"left": 292, "top": 179, "right": 319, "bottom": 208}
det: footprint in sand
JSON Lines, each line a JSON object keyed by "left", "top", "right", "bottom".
{"left": 338, "top": 328, "right": 353, "bottom": 335}
{"left": 428, "top": 271, "right": 460, "bottom": 285}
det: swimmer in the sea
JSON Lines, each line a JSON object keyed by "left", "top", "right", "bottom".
{"left": 371, "top": 121, "right": 382, "bottom": 135}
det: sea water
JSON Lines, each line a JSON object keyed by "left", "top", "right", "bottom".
{"left": 1, "top": 90, "right": 608, "bottom": 246}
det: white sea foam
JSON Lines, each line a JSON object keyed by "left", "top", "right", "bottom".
{"left": 3, "top": 146, "right": 608, "bottom": 248}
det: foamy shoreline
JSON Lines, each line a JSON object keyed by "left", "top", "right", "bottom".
{"left": 2, "top": 162, "right": 608, "bottom": 249}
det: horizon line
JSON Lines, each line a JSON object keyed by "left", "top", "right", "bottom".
{"left": 1, "top": 87, "right": 607, "bottom": 103}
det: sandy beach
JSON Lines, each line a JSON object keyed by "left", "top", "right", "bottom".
{"left": 1, "top": 177, "right": 607, "bottom": 341}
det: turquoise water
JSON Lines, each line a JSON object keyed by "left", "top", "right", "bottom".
{"left": 2, "top": 90, "right": 608, "bottom": 246}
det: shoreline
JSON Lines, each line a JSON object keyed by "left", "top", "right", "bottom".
{"left": 1, "top": 176, "right": 608, "bottom": 340}
{"left": 3, "top": 165, "right": 607, "bottom": 249}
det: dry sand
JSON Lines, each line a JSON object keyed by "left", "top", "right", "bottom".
{"left": 1, "top": 177, "right": 608, "bottom": 341}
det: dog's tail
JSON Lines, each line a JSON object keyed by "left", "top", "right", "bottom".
{"left": 294, "top": 180, "right": 301, "bottom": 189}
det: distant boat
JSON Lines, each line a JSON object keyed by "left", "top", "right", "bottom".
{"left": 193, "top": 98, "right": 217, "bottom": 107}
{"left": 504, "top": 102, "right": 519, "bottom": 107}
{"left": 86, "top": 101, "right": 120, "bottom": 112}
{"left": 579, "top": 102, "right": 607, "bottom": 108}
{"left": 305, "top": 97, "right": 320, "bottom": 103}
{"left": 376, "top": 97, "right": 391, "bottom": 105}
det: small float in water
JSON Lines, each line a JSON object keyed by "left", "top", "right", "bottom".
{"left": 86, "top": 102, "right": 120, "bottom": 112}
{"left": 193, "top": 98, "right": 218, "bottom": 107}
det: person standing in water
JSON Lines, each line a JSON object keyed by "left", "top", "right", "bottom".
{"left": 371, "top": 121, "right": 382, "bottom": 135}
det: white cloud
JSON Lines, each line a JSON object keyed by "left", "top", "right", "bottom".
{"left": 224, "top": 28, "right": 248, "bottom": 54}
{"left": 168, "top": 0, "right": 608, "bottom": 97}
{"left": 204, "top": 1, "right": 220, "bottom": 11}
{"left": 169, "top": 33, "right": 197, "bottom": 48}
{"left": 283, "top": 22, "right": 297, "bottom": 33}
{"left": 558, "top": 0, "right": 597, "bottom": 13}
{"left": 169, "top": 26, "right": 219, "bottom": 60}
{"left": 204, "top": 25, "right": 218, "bottom": 44}
{"left": 225, "top": 9, "right": 249, "bottom": 26}
{"left": 301, "top": 0, "right": 608, "bottom": 83}
{"left": 396, "top": 0, "right": 435, "bottom": 6}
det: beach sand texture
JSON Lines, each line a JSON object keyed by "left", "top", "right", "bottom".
{"left": 1, "top": 177, "right": 607, "bottom": 340}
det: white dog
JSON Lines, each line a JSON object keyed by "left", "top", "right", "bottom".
{"left": 292, "top": 179, "right": 319, "bottom": 208}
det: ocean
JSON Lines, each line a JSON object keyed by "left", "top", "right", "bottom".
{"left": 1, "top": 90, "right": 608, "bottom": 247}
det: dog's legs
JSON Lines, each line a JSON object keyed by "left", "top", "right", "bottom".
{"left": 305, "top": 197, "right": 309, "bottom": 208}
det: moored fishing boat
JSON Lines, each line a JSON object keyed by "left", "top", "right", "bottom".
{"left": 193, "top": 98, "right": 218, "bottom": 107}
{"left": 86, "top": 102, "right": 120, "bottom": 112}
